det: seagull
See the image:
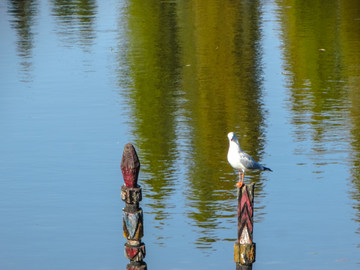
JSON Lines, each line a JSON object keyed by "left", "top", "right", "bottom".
{"left": 227, "top": 132, "right": 272, "bottom": 187}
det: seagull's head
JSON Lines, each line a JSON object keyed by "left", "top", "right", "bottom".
{"left": 227, "top": 132, "right": 238, "bottom": 143}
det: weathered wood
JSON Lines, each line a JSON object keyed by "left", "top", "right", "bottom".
{"left": 234, "top": 242, "right": 256, "bottom": 265}
{"left": 235, "top": 183, "right": 255, "bottom": 269}
{"left": 236, "top": 263, "right": 252, "bottom": 270}
{"left": 121, "top": 143, "right": 140, "bottom": 188}
{"left": 237, "top": 184, "right": 254, "bottom": 244}
{"left": 125, "top": 242, "right": 146, "bottom": 261}
{"left": 123, "top": 209, "right": 144, "bottom": 240}
{"left": 126, "top": 261, "right": 147, "bottom": 270}
{"left": 121, "top": 185, "right": 142, "bottom": 204}
{"left": 121, "top": 144, "right": 147, "bottom": 270}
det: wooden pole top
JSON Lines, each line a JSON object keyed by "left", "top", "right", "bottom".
{"left": 121, "top": 143, "right": 141, "bottom": 188}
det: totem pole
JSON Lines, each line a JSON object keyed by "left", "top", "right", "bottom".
{"left": 121, "top": 143, "right": 147, "bottom": 270}
{"left": 234, "top": 183, "right": 256, "bottom": 270}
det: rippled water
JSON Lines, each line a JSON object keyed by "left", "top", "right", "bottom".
{"left": 1, "top": 0, "right": 360, "bottom": 269}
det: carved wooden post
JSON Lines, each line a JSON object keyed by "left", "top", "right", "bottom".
{"left": 234, "top": 183, "right": 256, "bottom": 270}
{"left": 121, "top": 143, "right": 147, "bottom": 270}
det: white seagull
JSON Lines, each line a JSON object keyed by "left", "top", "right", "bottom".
{"left": 227, "top": 132, "right": 272, "bottom": 187}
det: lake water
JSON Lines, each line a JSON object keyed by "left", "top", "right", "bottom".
{"left": 1, "top": 0, "right": 360, "bottom": 269}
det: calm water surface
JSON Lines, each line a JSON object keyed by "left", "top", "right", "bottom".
{"left": 1, "top": 0, "right": 360, "bottom": 269}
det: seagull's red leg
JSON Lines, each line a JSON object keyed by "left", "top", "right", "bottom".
{"left": 236, "top": 171, "right": 244, "bottom": 188}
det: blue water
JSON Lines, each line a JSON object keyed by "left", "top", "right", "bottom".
{"left": 1, "top": 0, "right": 359, "bottom": 269}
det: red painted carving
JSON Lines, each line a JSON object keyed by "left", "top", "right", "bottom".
{"left": 239, "top": 187, "right": 253, "bottom": 234}
{"left": 240, "top": 206, "right": 253, "bottom": 233}
{"left": 240, "top": 187, "right": 253, "bottom": 217}
{"left": 121, "top": 143, "right": 140, "bottom": 188}
{"left": 125, "top": 246, "right": 138, "bottom": 259}
{"left": 122, "top": 144, "right": 147, "bottom": 270}
{"left": 237, "top": 184, "right": 254, "bottom": 243}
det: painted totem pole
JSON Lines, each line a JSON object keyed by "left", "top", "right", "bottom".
{"left": 234, "top": 183, "right": 256, "bottom": 270}
{"left": 121, "top": 143, "right": 147, "bottom": 270}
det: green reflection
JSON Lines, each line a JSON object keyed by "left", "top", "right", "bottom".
{"left": 339, "top": 1, "right": 360, "bottom": 235}
{"left": 119, "top": 0, "right": 267, "bottom": 249}
{"left": 121, "top": 0, "right": 182, "bottom": 224}
{"left": 8, "top": 0, "right": 38, "bottom": 81}
{"left": 179, "top": 0, "right": 265, "bottom": 248}
{"left": 277, "top": 0, "right": 347, "bottom": 146}
{"left": 277, "top": 0, "right": 360, "bottom": 236}
{"left": 51, "top": 0, "right": 97, "bottom": 50}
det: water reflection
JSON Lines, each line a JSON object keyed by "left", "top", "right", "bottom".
{"left": 2, "top": 0, "right": 360, "bottom": 267}
{"left": 277, "top": 0, "right": 351, "bottom": 169}
{"left": 7, "top": 0, "right": 97, "bottom": 81}
{"left": 117, "top": 0, "right": 268, "bottom": 249}
{"left": 8, "top": 0, "right": 38, "bottom": 82}
{"left": 339, "top": 1, "right": 360, "bottom": 234}
{"left": 179, "top": 0, "right": 266, "bottom": 248}
{"left": 51, "top": 0, "right": 97, "bottom": 50}
{"left": 276, "top": 0, "right": 360, "bottom": 232}
{"left": 118, "top": 0, "right": 182, "bottom": 227}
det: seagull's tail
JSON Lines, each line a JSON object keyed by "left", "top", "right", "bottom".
{"left": 263, "top": 166, "right": 272, "bottom": 172}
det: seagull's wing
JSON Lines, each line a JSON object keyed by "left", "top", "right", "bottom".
{"left": 239, "top": 152, "right": 263, "bottom": 170}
